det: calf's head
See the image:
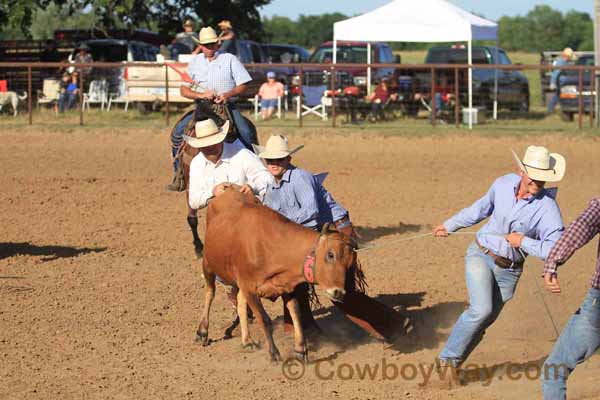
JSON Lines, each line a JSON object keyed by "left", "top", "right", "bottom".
{"left": 313, "top": 224, "right": 358, "bottom": 302}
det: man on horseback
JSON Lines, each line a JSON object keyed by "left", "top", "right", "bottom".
{"left": 168, "top": 26, "right": 257, "bottom": 191}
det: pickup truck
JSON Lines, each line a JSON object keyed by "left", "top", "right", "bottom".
{"left": 125, "top": 39, "right": 267, "bottom": 106}
{"left": 393, "top": 46, "right": 530, "bottom": 115}
{"left": 540, "top": 50, "right": 593, "bottom": 106}
{"left": 288, "top": 41, "right": 399, "bottom": 98}
{"left": 557, "top": 54, "right": 595, "bottom": 121}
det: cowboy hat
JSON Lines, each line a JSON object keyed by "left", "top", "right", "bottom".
{"left": 182, "top": 18, "right": 195, "bottom": 27}
{"left": 192, "top": 27, "right": 219, "bottom": 44}
{"left": 218, "top": 20, "right": 233, "bottom": 30}
{"left": 511, "top": 146, "right": 566, "bottom": 183}
{"left": 254, "top": 134, "right": 304, "bottom": 159}
{"left": 183, "top": 119, "right": 230, "bottom": 148}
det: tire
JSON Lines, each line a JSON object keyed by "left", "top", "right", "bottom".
{"left": 560, "top": 111, "right": 574, "bottom": 122}
{"left": 516, "top": 93, "right": 529, "bottom": 113}
{"left": 135, "top": 102, "right": 152, "bottom": 115}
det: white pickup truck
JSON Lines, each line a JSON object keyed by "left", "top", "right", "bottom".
{"left": 125, "top": 55, "right": 194, "bottom": 104}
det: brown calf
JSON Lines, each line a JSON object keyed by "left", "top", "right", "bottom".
{"left": 197, "top": 188, "right": 357, "bottom": 362}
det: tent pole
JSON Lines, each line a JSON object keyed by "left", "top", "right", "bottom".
{"left": 333, "top": 37, "right": 337, "bottom": 64}
{"left": 468, "top": 40, "right": 473, "bottom": 129}
{"left": 367, "top": 42, "right": 372, "bottom": 96}
{"left": 494, "top": 37, "right": 499, "bottom": 120}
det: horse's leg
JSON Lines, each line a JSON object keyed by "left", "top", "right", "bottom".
{"left": 283, "top": 294, "right": 308, "bottom": 362}
{"left": 237, "top": 289, "right": 258, "bottom": 350}
{"left": 196, "top": 264, "right": 215, "bottom": 346}
{"left": 245, "top": 291, "right": 281, "bottom": 363}
{"left": 186, "top": 205, "right": 203, "bottom": 260}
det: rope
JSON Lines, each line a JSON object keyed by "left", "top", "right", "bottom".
{"left": 529, "top": 270, "right": 561, "bottom": 339}
{"left": 356, "top": 230, "right": 504, "bottom": 252}
{"left": 356, "top": 228, "right": 561, "bottom": 341}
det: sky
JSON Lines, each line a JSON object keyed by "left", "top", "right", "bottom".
{"left": 260, "top": 0, "right": 594, "bottom": 21}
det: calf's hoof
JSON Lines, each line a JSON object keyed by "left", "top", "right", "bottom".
{"left": 241, "top": 341, "right": 260, "bottom": 352}
{"left": 269, "top": 348, "right": 283, "bottom": 364}
{"left": 293, "top": 349, "right": 308, "bottom": 363}
{"left": 195, "top": 331, "right": 210, "bottom": 346}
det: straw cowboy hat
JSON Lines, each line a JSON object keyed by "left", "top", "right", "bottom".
{"left": 183, "top": 119, "right": 230, "bottom": 148}
{"left": 192, "top": 27, "right": 219, "bottom": 44}
{"left": 218, "top": 20, "right": 233, "bottom": 30}
{"left": 511, "top": 146, "right": 566, "bottom": 183}
{"left": 254, "top": 134, "right": 304, "bottom": 159}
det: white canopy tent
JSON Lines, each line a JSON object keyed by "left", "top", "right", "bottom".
{"left": 333, "top": 0, "right": 499, "bottom": 128}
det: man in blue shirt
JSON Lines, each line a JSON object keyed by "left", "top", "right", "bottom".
{"left": 258, "top": 134, "right": 402, "bottom": 342}
{"left": 433, "top": 145, "right": 566, "bottom": 374}
{"left": 167, "top": 26, "right": 256, "bottom": 191}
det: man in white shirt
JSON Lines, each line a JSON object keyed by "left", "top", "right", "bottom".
{"left": 186, "top": 119, "right": 274, "bottom": 210}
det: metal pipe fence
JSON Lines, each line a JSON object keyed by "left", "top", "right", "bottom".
{"left": 0, "top": 61, "right": 597, "bottom": 130}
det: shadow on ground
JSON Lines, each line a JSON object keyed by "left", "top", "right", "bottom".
{"left": 356, "top": 222, "right": 427, "bottom": 243}
{"left": 0, "top": 242, "right": 107, "bottom": 261}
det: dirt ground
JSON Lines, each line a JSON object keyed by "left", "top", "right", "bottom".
{"left": 1, "top": 123, "right": 600, "bottom": 400}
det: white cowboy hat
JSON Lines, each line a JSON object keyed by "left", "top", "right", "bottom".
{"left": 511, "top": 146, "right": 566, "bottom": 183}
{"left": 254, "top": 134, "right": 304, "bottom": 159}
{"left": 192, "top": 27, "right": 219, "bottom": 44}
{"left": 183, "top": 119, "right": 230, "bottom": 148}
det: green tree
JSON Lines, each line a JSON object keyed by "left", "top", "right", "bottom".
{"left": 0, "top": 0, "right": 273, "bottom": 41}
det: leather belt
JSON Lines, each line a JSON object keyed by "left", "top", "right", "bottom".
{"left": 476, "top": 240, "right": 523, "bottom": 270}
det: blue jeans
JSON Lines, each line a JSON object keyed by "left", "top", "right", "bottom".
{"left": 541, "top": 288, "right": 600, "bottom": 400}
{"left": 439, "top": 242, "right": 522, "bottom": 365}
{"left": 58, "top": 92, "right": 77, "bottom": 112}
{"left": 547, "top": 89, "right": 560, "bottom": 113}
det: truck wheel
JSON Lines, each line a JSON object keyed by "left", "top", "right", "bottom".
{"left": 517, "top": 94, "right": 529, "bottom": 113}
{"left": 135, "top": 102, "right": 152, "bottom": 115}
{"left": 560, "top": 111, "right": 574, "bottom": 122}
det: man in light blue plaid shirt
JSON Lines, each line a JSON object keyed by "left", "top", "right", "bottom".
{"left": 168, "top": 26, "right": 256, "bottom": 191}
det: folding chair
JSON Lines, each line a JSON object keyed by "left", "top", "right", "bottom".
{"left": 296, "top": 85, "right": 328, "bottom": 120}
{"left": 82, "top": 79, "right": 108, "bottom": 111}
{"left": 107, "top": 79, "right": 130, "bottom": 112}
{"left": 37, "top": 79, "right": 61, "bottom": 112}
{"left": 252, "top": 95, "right": 282, "bottom": 120}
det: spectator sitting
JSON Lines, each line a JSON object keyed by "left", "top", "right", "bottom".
{"left": 58, "top": 72, "right": 79, "bottom": 112}
{"left": 368, "top": 78, "right": 391, "bottom": 122}
{"left": 432, "top": 74, "right": 454, "bottom": 119}
{"left": 74, "top": 43, "right": 93, "bottom": 75}
{"left": 258, "top": 72, "right": 284, "bottom": 120}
